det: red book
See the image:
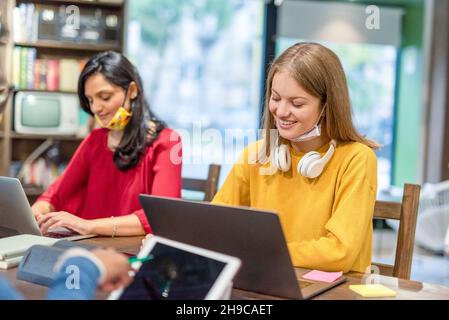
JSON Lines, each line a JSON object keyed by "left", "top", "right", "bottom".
{"left": 46, "top": 60, "right": 59, "bottom": 91}
{"left": 33, "top": 59, "right": 41, "bottom": 90}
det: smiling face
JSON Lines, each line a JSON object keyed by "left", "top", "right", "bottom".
{"left": 84, "top": 73, "right": 135, "bottom": 127}
{"left": 268, "top": 70, "right": 323, "bottom": 142}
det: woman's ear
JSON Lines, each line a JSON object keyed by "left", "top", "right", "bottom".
{"left": 129, "top": 81, "right": 139, "bottom": 100}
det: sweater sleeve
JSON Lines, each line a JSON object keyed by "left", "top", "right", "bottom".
{"left": 133, "top": 130, "right": 183, "bottom": 234}
{"left": 47, "top": 256, "right": 101, "bottom": 300}
{"left": 36, "top": 132, "right": 93, "bottom": 212}
{"left": 288, "top": 149, "right": 377, "bottom": 273}
{"left": 212, "top": 147, "right": 251, "bottom": 207}
{"left": 0, "top": 277, "right": 24, "bottom": 300}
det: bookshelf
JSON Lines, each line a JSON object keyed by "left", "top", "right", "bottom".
{"left": 15, "top": 40, "right": 122, "bottom": 52}
{"left": 0, "top": 0, "right": 126, "bottom": 203}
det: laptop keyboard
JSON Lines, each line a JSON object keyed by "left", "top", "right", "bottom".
{"left": 45, "top": 231, "right": 77, "bottom": 239}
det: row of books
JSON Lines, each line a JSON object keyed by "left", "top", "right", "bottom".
{"left": 12, "top": 47, "right": 85, "bottom": 92}
{"left": 13, "top": 3, "right": 38, "bottom": 43}
{"left": 18, "top": 158, "right": 67, "bottom": 190}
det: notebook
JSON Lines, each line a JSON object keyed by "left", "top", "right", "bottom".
{"left": 0, "top": 256, "right": 23, "bottom": 269}
{"left": 0, "top": 234, "right": 57, "bottom": 260}
{"left": 16, "top": 239, "right": 98, "bottom": 286}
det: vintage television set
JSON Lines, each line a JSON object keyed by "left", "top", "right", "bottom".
{"left": 14, "top": 91, "right": 81, "bottom": 136}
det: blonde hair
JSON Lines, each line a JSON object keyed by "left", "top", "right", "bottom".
{"left": 259, "top": 42, "right": 379, "bottom": 162}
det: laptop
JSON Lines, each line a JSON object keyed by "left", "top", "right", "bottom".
{"left": 0, "top": 176, "right": 95, "bottom": 241}
{"left": 108, "top": 235, "right": 241, "bottom": 300}
{"left": 140, "top": 195, "right": 347, "bottom": 300}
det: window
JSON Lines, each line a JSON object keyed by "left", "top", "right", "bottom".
{"left": 276, "top": 1, "right": 402, "bottom": 190}
{"left": 126, "top": 0, "right": 265, "bottom": 190}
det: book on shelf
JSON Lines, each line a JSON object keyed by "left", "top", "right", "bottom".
{"left": 46, "top": 59, "right": 59, "bottom": 91}
{"left": 20, "top": 157, "right": 67, "bottom": 190}
{"left": 26, "top": 47, "right": 36, "bottom": 89}
{"left": 13, "top": 3, "right": 38, "bottom": 43}
{"left": 59, "top": 59, "right": 80, "bottom": 92}
{"left": 12, "top": 47, "right": 86, "bottom": 92}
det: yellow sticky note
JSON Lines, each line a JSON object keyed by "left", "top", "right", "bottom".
{"left": 349, "top": 284, "right": 397, "bottom": 298}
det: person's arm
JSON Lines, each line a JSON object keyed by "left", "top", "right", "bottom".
{"left": 31, "top": 200, "right": 55, "bottom": 220}
{"left": 88, "top": 214, "right": 145, "bottom": 236}
{"left": 0, "top": 277, "right": 24, "bottom": 300}
{"left": 133, "top": 130, "right": 183, "bottom": 234}
{"left": 288, "top": 150, "right": 377, "bottom": 273}
{"left": 38, "top": 131, "right": 183, "bottom": 236}
{"left": 38, "top": 210, "right": 146, "bottom": 236}
{"left": 212, "top": 146, "right": 251, "bottom": 207}
{"left": 32, "top": 133, "right": 93, "bottom": 219}
{"left": 47, "top": 248, "right": 131, "bottom": 300}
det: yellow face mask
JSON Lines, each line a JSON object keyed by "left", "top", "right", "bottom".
{"left": 94, "top": 87, "right": 133, "bottom": 131}
{"left": 95, "top": 107, "right": 132, "bottom": 131}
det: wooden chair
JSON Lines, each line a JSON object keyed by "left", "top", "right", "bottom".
{"left": 182, "top": 164, "right": 221, "bottom": 202}
{"left": 372, "top": 183, "right": 421, "bottom": 279}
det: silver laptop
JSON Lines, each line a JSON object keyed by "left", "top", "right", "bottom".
{"left": 139, "top": 195, "right": 347, "bottom": 300}
{"left": 0, "top": 176, "right": 95, "bottom": 241}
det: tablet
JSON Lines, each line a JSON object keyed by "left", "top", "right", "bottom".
{"left": 108, "top": 236, "right": 241, "bottom": 300}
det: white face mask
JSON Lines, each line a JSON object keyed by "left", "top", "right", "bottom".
{"left": 291, "top": 105, "right": 326, "bottom": 142}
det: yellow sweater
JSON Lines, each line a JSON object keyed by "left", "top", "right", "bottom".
{"left": 212, "top": 140, "right": 377, "bottom": 273}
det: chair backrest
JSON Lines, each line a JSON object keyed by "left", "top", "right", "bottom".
{"left": 373, "top": 183, "right": 421, "bottom": 279}
{"left": 182, "top": 164, "right": 221, "bottom": 202}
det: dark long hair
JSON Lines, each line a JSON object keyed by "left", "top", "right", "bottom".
{"left": 78, "top": 51, "right": 165, "bottom": 170}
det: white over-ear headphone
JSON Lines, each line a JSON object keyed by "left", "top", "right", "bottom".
{"left": 273, "top": 139, "right": 336, "bottom": 179}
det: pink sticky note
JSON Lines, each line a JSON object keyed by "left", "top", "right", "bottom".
{"left": 302, "top": 270, "right": 343, "bottom": 283}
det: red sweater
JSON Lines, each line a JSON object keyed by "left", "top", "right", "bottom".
{"left": 37, "top": 127, "right": 182, "bottom": 234}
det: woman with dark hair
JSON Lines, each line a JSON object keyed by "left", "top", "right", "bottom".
{"left": 31, "top": 51, "right": 182, "bottom": 236}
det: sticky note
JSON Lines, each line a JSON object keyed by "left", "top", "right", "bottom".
{"left": 349, "top": 284, "right": 397, "bottom": 298}
{"left": 302, "top": 270, "right": 343, "bottom": 283}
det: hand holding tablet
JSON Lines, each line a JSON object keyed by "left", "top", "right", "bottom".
{"left": 109, "top": 236, "right": 241, "bottom": 300}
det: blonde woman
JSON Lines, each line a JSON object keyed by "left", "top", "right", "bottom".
{"left": 212, "top": 42, "right": 379, "bottom": 273}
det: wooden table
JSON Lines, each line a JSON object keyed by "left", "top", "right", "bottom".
{"left": 1, "top": 236, "right": 449, "bottom": 300}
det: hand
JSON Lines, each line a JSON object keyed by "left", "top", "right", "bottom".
{"left": 31, "top": 203, "right": 45, "bottom": 221}
{"left": 37, "top": 211, "right": 94, "bottom": 235}
{"left": 91, "top": 248, "right": 132, "bottom": 292}
{"left": 31, "top": 201, "right": 55, "bottom": 222}
{"left": 140, "top": 233, "right": 154, "bottom": 250}
{"left": 31, "top": 207, "right": 42, "bottom": 222}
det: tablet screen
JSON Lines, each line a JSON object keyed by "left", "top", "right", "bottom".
{"left": 118, "top": 242, "right": 227, "bottom": 300}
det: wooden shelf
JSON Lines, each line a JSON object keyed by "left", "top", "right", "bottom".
{"left": 14, "top": 88, "right": 77, "bottom": 94}
{"left": 16, "top": 0, "right": 124, "bottom": 9}
{"left": 10, "top": 132, "right": 84, "bottom": 141}
{"left": 15, "top": 40, "right": 122, "bottom": 52}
